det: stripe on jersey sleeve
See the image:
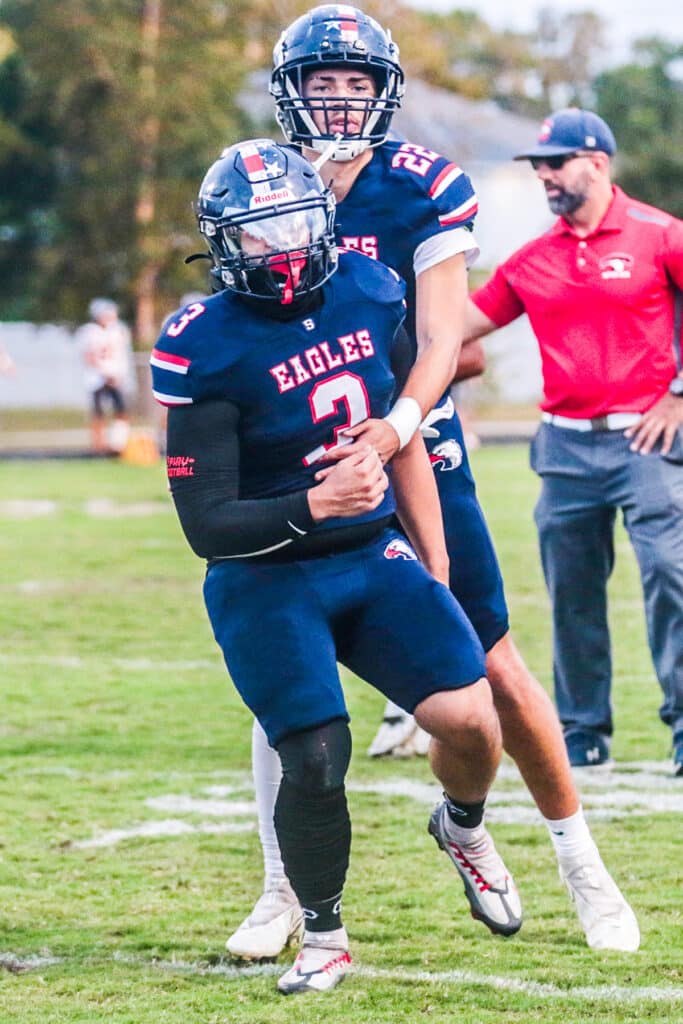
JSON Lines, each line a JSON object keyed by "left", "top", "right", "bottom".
{"left": 152, "top": 390, "right": 194, "bottom": 407}
{"left": 150, "top": 348, "right": 191, "bottom": 375}
{"left": 429, "top": 163, "right": 464, "bottom": 200}
{"left": 438, "top": 195, "right": 479, "bottom": 227}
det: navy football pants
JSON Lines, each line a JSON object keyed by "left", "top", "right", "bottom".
{"left": 426, "top": 411, "right": 510, "bottom": 654}
{"left": 204, "top": 528, "right": 486, "bottom": 747}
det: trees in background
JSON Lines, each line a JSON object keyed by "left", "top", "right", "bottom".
{"left": 0, "top": 1, "right": 254, "bottom": 335}
{"left": 594, "top": 40, "right": 683, "bottom": 218}
{"left": 0, "top": 2, "right": 681, "bottom": 335}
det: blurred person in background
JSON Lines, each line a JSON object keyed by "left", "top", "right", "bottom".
{"left": 77, "top": 298, "right": 134, "bottom": 454}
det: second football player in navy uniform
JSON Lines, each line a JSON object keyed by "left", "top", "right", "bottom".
{"left": 152, "top": 139, "right": 520, "bottom": 994}
{"left": 227, "top": 5, "right": 639, "bottom": 959}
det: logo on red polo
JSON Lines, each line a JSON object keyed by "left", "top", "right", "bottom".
{"left": 600, "top": 253, "right": 633, "bottom": 280}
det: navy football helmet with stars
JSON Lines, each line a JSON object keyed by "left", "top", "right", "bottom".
{"left": 271, "top": 5, "right": 404, "bottom": 162}
{"left": 196, "top": 139, "right": 337, "bottom": 306}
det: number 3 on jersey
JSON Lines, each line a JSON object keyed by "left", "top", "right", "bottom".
{"left": 303, "top": 371, "right": 370, "bottom": 466}
{"left": 166, "top": 302, "right": 206, "bottom": 338}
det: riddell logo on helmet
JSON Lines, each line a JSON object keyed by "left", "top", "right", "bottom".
{"left": 251, "top": 188, "right": 295, "bottom": 206}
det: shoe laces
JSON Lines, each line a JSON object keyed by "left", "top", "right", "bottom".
{"left": 451, "top": 830, "right": 510, "bottom": 891}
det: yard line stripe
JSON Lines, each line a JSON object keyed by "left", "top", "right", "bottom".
{"left": 361, "top": 967, "right": 683, "bottom": 1004}
{"left": 0, "top": 952, "right": 62, "bottom": 973}
{"left": 109, "top": 954, "right": 683, "bottom": 1003}
{"left": 0, "top": 654, "right": 220, "bottom": 671}
{"left": 146, "top": 794, "right": 256, "bottom": 816}
{"left": 70, "top": 818, "right": 254, "bottom": 849}
{"left": 8, "top": 950, "right": 683, "bottom": 1003}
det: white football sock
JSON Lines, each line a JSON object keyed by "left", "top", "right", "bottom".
{"left": 304, "top": 926, "right": 348, "bottom": 949}
{"left": 543, "top": 806, "right": 597, "bottom": 861}
{"left": 252, "top": 718, "right": 286, "bottom": 892}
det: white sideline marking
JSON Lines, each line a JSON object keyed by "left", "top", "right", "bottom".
{"left": 0, "top": 499, "right": 167, "bottom": 519}
{"left": 84, "top": 498, "right": 166, "bottom": 517}
{"left": 0, "top": 951, "right": 61, "bottom": 972}
{"left": 16, "top": 579, "right": 64, "bottom": 594}
{"left": 72, "top": 818, "right": 254, "bottom": 849}
{"left": 146, "top": 794, "right": 256, "bottom": 817}
{"left": 349, "top": 767, "right": 683, "bottom": 824}
{"left": 0, "top": 500, "right": 57, "bottom": 517}
{"left": 110, "top": 953, "right": 683, "bottom": 1003}
{"left": 5, "top": 950, "right": 681, "bottom": 1003}
{"left": 0, "top": 653, "right": 219, "bottom": 672}
{"left": 65, "top": 760, "right": 683, "bottom": 849}
{"left": 361, "top": 966, "right": 683, "bottom": 1004}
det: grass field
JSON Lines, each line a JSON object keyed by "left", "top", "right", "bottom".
{"left": 1, "top": 448, "right": 682, "bottom": 1023}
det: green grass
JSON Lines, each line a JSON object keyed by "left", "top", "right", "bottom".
{"left": 0, "top": 450, "right": 681, "bottom": 1023}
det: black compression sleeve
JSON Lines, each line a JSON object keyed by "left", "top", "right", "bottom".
{"left": 166, "top": 399, "right": 315, "bottom": 559}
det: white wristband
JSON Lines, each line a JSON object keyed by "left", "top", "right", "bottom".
{"left": 383, "top": 396, "right": 423, "bottom": 450}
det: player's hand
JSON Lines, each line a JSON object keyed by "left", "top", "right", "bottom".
{"left": 624, "top": 394, "right": 683, "bottom": 455}
{"left": 340, "top": 417, "right": 401, "bottom": 465}
{"left": 307, "top": 444, "right": 388, "bottom": 521}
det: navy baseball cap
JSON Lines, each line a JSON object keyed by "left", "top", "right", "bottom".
{"left": 514, "top": 108, "right": 617, "bottom": 160}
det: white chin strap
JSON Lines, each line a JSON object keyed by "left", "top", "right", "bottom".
{"left": 312, "top": 133, "right": 350, "bottom": 169}
{"left": 310, "top": 135, "right": 370, "bottom": 163}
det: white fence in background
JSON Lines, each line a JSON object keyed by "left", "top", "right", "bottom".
{"left": 0, "top": 323, "right": 157, "bottom": 415}
{"left": 0, "top": 316, "right": 543, "bottom": 411}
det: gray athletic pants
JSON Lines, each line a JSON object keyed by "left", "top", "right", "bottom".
{"left": 530, "top": 422, "right": 683, "bottom": 742}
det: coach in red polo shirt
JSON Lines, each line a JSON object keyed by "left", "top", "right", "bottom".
{"left": 466, "top": 108, "right": 683, "bottom": 775}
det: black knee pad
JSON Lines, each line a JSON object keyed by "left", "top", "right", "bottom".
{"left": 274, "top": 720, "right": 352, "bottom": 919}
{"left": 277, "top": 718, "right": 351, "bottom": 793}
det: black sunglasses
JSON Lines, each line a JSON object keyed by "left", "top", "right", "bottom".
{"left": 529, "top": 152, "right": 584, "bottom": 171}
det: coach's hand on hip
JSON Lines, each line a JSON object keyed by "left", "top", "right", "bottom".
{"left": 624, "top": 390, "right": 683, "bottom": 455}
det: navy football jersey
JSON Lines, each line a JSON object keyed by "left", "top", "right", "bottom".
{"left": 333, "top": 138, "right": 478, "bottom": 350}
{"left": 151, "top": 249, "right": 405, "bottom": 529}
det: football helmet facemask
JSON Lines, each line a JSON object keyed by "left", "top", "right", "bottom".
{"left": 271, "top": 5, "right": 404, "bottom": 162}
{"left": 196, "top": 139, "right": 337, "bottom": 306}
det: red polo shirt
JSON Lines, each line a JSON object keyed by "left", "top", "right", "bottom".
{"left": 472, "top": 186, "right": 683, "bottom": 417}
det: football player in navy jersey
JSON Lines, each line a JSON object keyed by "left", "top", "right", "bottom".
{"left": 226, "top": 4, "right": 639, "bottom": 960}
{"left": 152, "top": 139, "right": 522, "bottom": 994}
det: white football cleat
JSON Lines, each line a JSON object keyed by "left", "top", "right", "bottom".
{"left": 559, "top": 853, "right": 640, "bottom": 951}
{"left": 277, "top": 929, "right": 351, "bottom": 995}
{"left": 226, "top": 882, "right": 304, "bottom": 960}
{"left": 428, "top": 802, "right": 522, "bottom": 936}
{"left": 368, "top": 705, "right": 426, "bottom": 757}
{"left": 393, "top": 723, "right": 431, "bottom": 757}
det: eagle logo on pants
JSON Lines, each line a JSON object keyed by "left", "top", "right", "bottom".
{"left": 384, "top": 538, "right": 417, "bottom": 561}
{"left": 429, "top": 439, "right": 463, "bottom": 471}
